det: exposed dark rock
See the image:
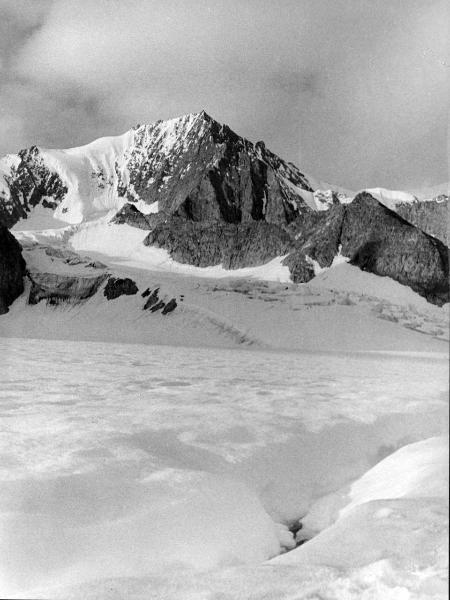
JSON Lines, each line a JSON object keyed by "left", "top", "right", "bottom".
{"left": 395, "top": 196, "right": 448, "bottom": 245}
{"left": 282, "top": 253, "right": 315, "bottom": 283}
{"left": 141, "top": 287, "right": 151, "bottom": 298}
{"left": 149, "top": 300, "right": 165, "bottom": 313}
{"left": 111, "top": 203, "right": 154, "bottom": 229}
{"left": 28, "top": 272, "right": 108, "bottom": 306}
{"left": 119, "top": 112, "right": 313, "bottom": 227}
{"left": 143, "top": 288, "right": 160, "bottom": 310}
{"left": 103, "top": 277, "right": 139, "bottom": 300}
{"left": 144, "top": 219, "right": 293, "bottom": 268}
{"left": 340, "top": 193, "right": 449, "bottom": 305}
{"left": 143, "top": 193, "right": 449, "bottom": 304}
{"left": 283, "top": 194, "right": 449, "bottom": 303}
{"left": 161, "top": 298, "right": 177, "bottom": 314}
{"left": 289, "top": 204, "right": 345, "bottom": 268}
{"left": 0, "top": 226, "right": 26, "bottom": 314}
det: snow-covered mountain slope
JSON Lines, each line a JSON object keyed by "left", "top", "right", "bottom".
{"left": 1, "top": 229, "right": 448, "bottom": 353}
{"left": 0, "top": 111, "right": 319, "bottom": 229}
{"left": 1, "top": 111, "right": 446, "bottom": 236}
{"left": 0, "top": 111, "right": 448, "bottom": 318}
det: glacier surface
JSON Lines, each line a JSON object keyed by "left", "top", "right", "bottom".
{"left": 0, "top": 338, "right": 448, "bottom": 598}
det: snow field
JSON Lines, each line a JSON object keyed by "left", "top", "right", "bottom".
{"left": 0, "top": 338, "right": 447, "bottom": 597}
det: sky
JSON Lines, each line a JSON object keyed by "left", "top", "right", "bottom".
{"left": 0, "top": 0, "right": 448, "bottom": 191}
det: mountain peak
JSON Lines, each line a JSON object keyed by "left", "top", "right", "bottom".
{"left": 193, "top": 109, "right": 212, "bottom": 121}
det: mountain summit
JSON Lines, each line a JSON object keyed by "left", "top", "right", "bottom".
{"left": 0, "top": 111, "right": 330, "bottom": 230}
{"left": 0, "top": 112, "right": 448, "bottom": 310}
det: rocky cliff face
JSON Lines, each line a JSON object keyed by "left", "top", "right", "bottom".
{"left": 28, "top": 272, "right": 109, "bottom": 306}
{"left": 106, "top": 112, "right": 314, "bottom": 226}
{"left": 146, "top": 193, "right": 448, "bottom": 305}
{"left": 145, "top": 220, "right": 292, "bottom": 269}
{"left": 111, "top": 203, "right": 156, "bottom": 229}
{"left": 0, "top": 226, "right": 26, "bottom": 313}
{"left": 341, "top": 194, "right": 448, "bottom": 305}
{"left": 395, "top": 196, "right": 448, "bottom": 245}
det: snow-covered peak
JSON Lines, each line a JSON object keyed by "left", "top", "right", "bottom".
{"left": 1, "top": 112, "right": 448, "bottom": 239}
{"left": 364, "top": 187, "right": 418, "bottom": 210}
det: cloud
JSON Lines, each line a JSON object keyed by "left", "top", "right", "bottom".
{"left": 0, "top": 0, "right": 448, "bottom": 190}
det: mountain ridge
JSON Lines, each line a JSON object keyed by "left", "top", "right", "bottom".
{"left": 0, "top": 111, "right": 448, "bottom": 313}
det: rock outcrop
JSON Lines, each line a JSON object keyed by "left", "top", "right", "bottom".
{"left": 161, "top": 298, "right": 177, "bottom": 314}
{"left": 0, "top": 225, "right": 26, "bottom": 313}
{"left": 28, "top": 272, "right": 108, "bottom": 306}
{"left": 141, "top": 287, "right": 177, "bottom": 314}
{"left": 103, "top": 277, "right": 138, "bottom": 300}
{"left": 288, "top": 204, "right": 346, "bottom": 268}
{"left": 143, "top": 288, "right": 160, "bottom": 310}
{"left": 341, "top": 193, "right": 448, "bottom": 305}
{"left": 111, "top": 203, "right": 155, "bottom": 230}
{"left": 145, "top": 219, "right": 292, "bottom": 269}
{"left": 143, "top": 193, "right": 448, "bottom": 305}
{"left": 286, "top": 193, "right": 449, "bottom": 304}
{"left": 395, "top": 196, "right": 448, "bottom": 245}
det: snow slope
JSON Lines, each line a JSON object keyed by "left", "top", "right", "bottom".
{"left": 270, "top": 437, "right": 448, "bottom": 599}
{"left": 1, "top": 339, "right": 447, "bottom": 598}
{"left": 3, "top": 214, "right": 448, "bottom": 353}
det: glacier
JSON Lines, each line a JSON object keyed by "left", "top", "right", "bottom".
{"left": 0, "top": 338, "right": 448, "bottom": 598}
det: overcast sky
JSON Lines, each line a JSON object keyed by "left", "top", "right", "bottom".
{"left": 0, "top": 0, "right": 448, "bottom": 190}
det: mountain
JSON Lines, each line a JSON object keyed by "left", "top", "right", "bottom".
{"left": 366, "top": 187, "right": 448, "bottom": 245}
{"left": 0, "top": 111, "right": 448, "bottom": 324}
{"left": 0, "top": 111, "right": 324, "bottom": 230}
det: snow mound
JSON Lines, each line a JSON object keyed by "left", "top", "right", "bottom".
{"left": 341, "top": 436, "right": 448, "bottom": 516}
{"left": 274, "top": 436, "right": 448, "bottom": 569}
{"left": 0, "top": 470, "right": 286, "bottom": 595}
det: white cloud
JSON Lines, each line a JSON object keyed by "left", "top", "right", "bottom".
{"left": 0, "top": 0, "right": 447, "bottom": 189}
